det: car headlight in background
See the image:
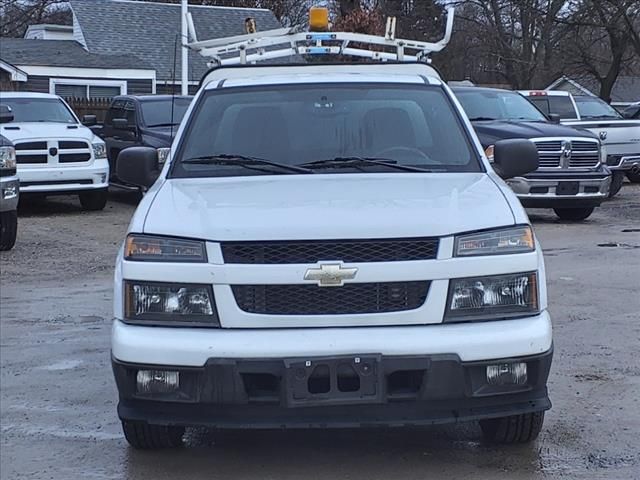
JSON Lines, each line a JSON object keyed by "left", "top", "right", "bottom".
{"left": 484, "top": 145, "right": 494, "bottom": 162}
{"left": 124, "top": 281, "right": 218, "bottom": 325}
{"left": 0, "top": 146, "right": 16, "bottom": 170}
{"left": 445, "top": 272, "right": 539, "bottom": 322}
{"left": 157, "top": 147, "right": 171, "bottom": 165}
{"left": 92, "top": 142, "right": 107, "bottom": 160}
{"left": 600, "top": 144, "right": 607, "bottom": 165}
{"left": 125, "top": 234, "right": 207, "bottom": 262}
{"left": 455, "top": 226, "right": 534, "bottom": 257}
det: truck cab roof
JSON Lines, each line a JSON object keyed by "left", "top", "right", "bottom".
{"left": 200, "top": 62, "right": 443, "bottom": 90}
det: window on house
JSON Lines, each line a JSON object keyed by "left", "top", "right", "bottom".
{"left": 52, "top": 81, "right": 125, "bottom": 100}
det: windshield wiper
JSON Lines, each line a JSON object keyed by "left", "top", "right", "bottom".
{"left": 300, "top": 157, "right": 436, "bottom": 173}
{"left": 468, "top": 117, "right": 497, "bottom": 121}
{"left": 181, "top": 154, "right": 313, "bottom": 174}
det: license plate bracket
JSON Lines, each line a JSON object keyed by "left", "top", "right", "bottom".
{"left": 284, "top": 355, "right": 383, "bottom": 407}
{"left": 556, "top": 181, "right": 580, "bottom": 196}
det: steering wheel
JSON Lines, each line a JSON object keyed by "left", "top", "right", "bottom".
{"left": 375, "top": 146, "right": 433, "bottom": 163}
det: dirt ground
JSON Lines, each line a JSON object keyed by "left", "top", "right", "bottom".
{"left": 1, "top": 184, "right": 639, "bottom": 480}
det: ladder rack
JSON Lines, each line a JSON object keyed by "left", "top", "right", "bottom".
{"left": 185, "top": 7, "right": 454, "bottom": 67}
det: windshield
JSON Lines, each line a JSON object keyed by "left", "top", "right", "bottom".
{"left": 0, "top": 98, "right": 77, "bottom": 124}
{"left": 141, "top": 98, "right": 192, "bottom": 127}
{"left": 574, "top": 96, "right": 622, "bottom": 120}
{"left": 453, "top": 89, "right": 548, "bottom": 122}
{"left": 171, "top": 84, "right": 480, "bottom": 178}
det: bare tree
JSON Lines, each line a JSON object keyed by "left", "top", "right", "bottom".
{"left": 561, "top": 0, "right": 638, "bottom": 102}
{"left": 1, "top": 0, "right": 71, "bottom": 37}
{"left": 445, "top": 0, "right": 568, "bottom": 89}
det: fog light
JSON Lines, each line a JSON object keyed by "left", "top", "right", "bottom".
{"left": 3, "top": 186, "right": 17, "bottom": 200}
{"left": 136, "top": 370, "right": 180, "bottom": 394}
{"left": 486, "top": 362, "right": 527, "bottom": 386}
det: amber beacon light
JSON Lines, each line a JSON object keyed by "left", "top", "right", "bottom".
{"left": 309, "top": 6, "right": 329, "bottom": 31}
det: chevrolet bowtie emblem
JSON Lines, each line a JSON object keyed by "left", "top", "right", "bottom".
{"left": 304, "top": 263, "right": 358, "bottom": 287}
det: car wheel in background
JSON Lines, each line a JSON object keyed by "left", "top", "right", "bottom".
{"left": 0, "top": 210, "right": 17, "bottom": 251}
{"left": 79, "top": 188, "right": 108, "bottom": 211}
{"left": 608, "top": 171, "right": 625, "bottom": 197}
{"left": 626, "top": 170, "right": 640, "bottom": 184}
{"left": 480, "top": 411, "right": 545, "bottom": 444}
{"left": 121, "top": 420, "right": 185, "bottom": 449}
{"left": 553, "top": 207, "right": 595, "bottom": 221}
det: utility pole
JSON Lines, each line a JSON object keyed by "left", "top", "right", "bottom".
{"left": 181, "top": 0, "right": 189, "bottom": 95}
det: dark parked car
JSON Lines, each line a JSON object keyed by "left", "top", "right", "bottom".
{"left": 452, "top": 87, "right": 611, "bottom": 221}
{"left": 89, "top": 95, "right": 192, "bottom": 188}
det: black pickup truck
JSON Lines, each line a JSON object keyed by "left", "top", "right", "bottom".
{"left": 89, "top": 95, "right": 192, "bottom": 188}
{"left": 452, "top": 87, "right": 611, "bottom": 221}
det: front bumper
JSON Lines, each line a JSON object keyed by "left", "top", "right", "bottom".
{"left": 507, "top": 171, "right": 610, "bottom": 209}
{"left": 607, "top": 154, "right": 640, "bottom": 171}
{"left": 17, "top": 159, "right": 109, "bottom": 194}
{"left": 113, "top": 349, "right": 552, "bottom": 429}
{"left": 111, "top": 311, "right": 553, "bottom": 366}
{"left": 0, "top": 177, "right": 19, "bottom": 212}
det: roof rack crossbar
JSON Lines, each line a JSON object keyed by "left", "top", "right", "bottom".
{"left": 187, "top": 7, "right": 454, "bottom": 67}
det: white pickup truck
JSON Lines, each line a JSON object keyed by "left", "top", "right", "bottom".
{"left": 519, "top": 90, "right": 640, "bottom": 194}
{"left": 0, "top": 93, "right": 109, "bottom": 210}
{"left": 110, "top": 13, "right": 553, "bottom": 450}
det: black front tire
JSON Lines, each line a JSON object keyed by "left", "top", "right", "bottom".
{"left": 608, "top": 171, "right": 625, "bottom": 197}
{"left": 79, "top": 188, "right": 108, "bottom": 211}
{"left": 626, "top": 170, "right": 640, "bottom": 183}
{"left": 553, "top": 206, "right": 595, "bottom": 221}
{"left": 480, "top": 411, "right": 545, "bottom": 444}
{"left": 0, "top": 210, "right": 18, "bottom": 251}
{"left": 122, "top": 420, "right": 185, "bottom": 449}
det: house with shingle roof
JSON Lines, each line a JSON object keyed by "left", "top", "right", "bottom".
{"left": 546, "top": 75, "right": 640, "bottom": 109}
{"left": 0, "top": 0, "right": 282, "bottom": 98}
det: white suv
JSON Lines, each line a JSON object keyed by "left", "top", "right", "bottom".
{"left": 111, "top": 62, "right": 552, "bottom": 449}
{"left": 0, "top": 92, "right": 109, "bottom": 210}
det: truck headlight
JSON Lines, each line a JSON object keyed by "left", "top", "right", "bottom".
{"left": 445, "top": 272, "right": 539, "bottom": 322}
{"left": 455, "top": 226, "right": 534, "bottom": 257}
{"left": 92, "top": 142, "right": 107, "bottom": 160}
{"left": 600, "top": 144, "right": 607, "bottom": 165}
{"left": 0, "top": 146, "right": 16, "bottom": 170}
{"left": 124, "top": 281, "right": 218, "bottom": 325}
{"left": 484, "top": 145, "right": 495, "bottom": 162}
{"left": 157, "top": 147, "right": 171, "bottom": 165}
{"left": 125, "top": 234, "right": 207, "bottom": 262}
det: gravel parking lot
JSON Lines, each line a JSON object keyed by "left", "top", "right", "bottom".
{"left": 1, "top": 184, "right": 639, "bottom": 480}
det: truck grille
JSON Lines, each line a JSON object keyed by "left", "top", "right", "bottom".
{"left": 533, "top": 139, "right": 600, "bottom": 169}
{"left": 232, "top": 281, "right": 430, "bottom": 315}
{"left": 13, "top": 140, "right": 92, "bottom": 164}
{"left": 221, "top": 238, "right": 439, "bottom": 264}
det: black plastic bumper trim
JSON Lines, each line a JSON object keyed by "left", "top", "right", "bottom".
{"left": 113, "top": 349, "right": 553, "bottom": 429}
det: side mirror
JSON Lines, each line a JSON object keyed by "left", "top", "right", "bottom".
{"left": 492, "top": 139, "right": 539, "bottom": 179}
{"left": 0, "top": 105, "right": 14, "bottom": 124}
{"left": 548, "top": 113, "right": 561, "bottom": 124}
{"left": 82, "top": 114, "right": 97, "bottom": 126}
{"left": 112, "top": 118, "right": 135, "bottom": 131}
{"left": 116, "top": 147, "right": 161, "bottom": 188}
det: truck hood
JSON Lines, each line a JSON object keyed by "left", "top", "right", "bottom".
{"left": 562, "top": 120, "right": 640, "bottom": 154}
{"left": 0, "top": 122, "right": 100, "bottom": 143}
{"left": 143, "top": 173, "right": 516, "bottom": 241}
{"left": 471, "top": 120, "right": 596, "bottom": 147}
{"left": 141, "top": 125, "right": 176, "bottom": 145}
